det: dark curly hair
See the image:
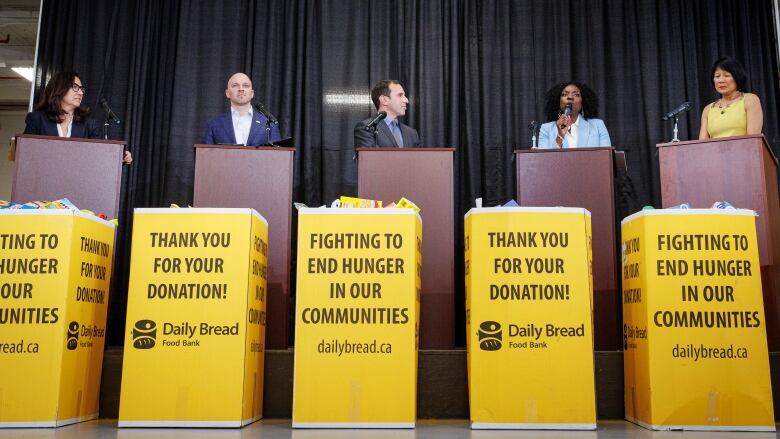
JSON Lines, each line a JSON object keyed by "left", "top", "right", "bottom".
{"left": 34, "top": 71, "right": 90, "bottom": 123}
{"left": 543, "top": 81, "right": 599, "bottom": 122}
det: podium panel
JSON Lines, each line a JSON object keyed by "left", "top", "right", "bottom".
{"left": 622, "top": 209, "right": 774, "bottom": 431}
{"left": 293, "top": 209, "right": 420, "bottom": 428}
{"left": 11, "top": 134, "right": 125, "bottom": 219}
{"left": 515, "top": 147, "right": 619, "bottom": 350}
{"left": 119, "top": 208, "right": 267, "bottom": 427}
{"left": 466, "top": 207, "right": 596, "bottom": 429}
{"left": 658, "top": 135, "right": 780, "bottom": 350}
{"left": 0, "top": 210, "right": 115, "bottom": 427}
{"left": 193, "top": 144, "right": 293, "bottom": 349}
{"left": 357, "top": 147, "right": 454, "bottom": 349}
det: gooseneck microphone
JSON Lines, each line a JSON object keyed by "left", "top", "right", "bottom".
{"left": 99, "top": 98, "right": 121, "bottom": 124}
{"left": 254, "top": 101, "right": 279, "bottom": 125}
{"left": 364, "top": 111, "right": 387, "bottom": 131}
{"left": 662, "top": 101, "right": 691, "bottom": 121}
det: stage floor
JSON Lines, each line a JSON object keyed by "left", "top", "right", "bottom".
{"left": 0, "top": 420, "right": 778, "bottom": 439}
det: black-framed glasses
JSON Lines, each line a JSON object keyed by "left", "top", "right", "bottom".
{"left": 70, "top": 83, "right": 86, "bottom": 93}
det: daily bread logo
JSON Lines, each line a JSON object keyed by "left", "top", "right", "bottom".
{"left": 478, "top": 321, "right": 502, "bottom": 351}
{"left": 132, "top": 319, "right": 157, "bottom": 349}
{"left": 66, "top": 320, "right": 106, "bottom": 350}
{"left": 66, "top": 321, "right": 79, "bottom": 350}
{"left": 131, "top": 318, "right": 239, "bottom": 349}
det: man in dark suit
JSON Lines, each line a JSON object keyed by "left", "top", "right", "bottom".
{"left": 354, "top": 80, "right": 420, "bottom": 148}
{"left": 202, "top": 72, "right": 281, "bottom": 145}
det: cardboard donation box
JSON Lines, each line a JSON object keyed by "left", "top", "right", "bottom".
{"left": 622, "top": 209, "right": 774, "bottom": 431}
{"left": 0, "top": 210, "right": 115, "bottom": 427}
{"left": 118, "top": 208, "right": 268, "bottom": 427}
{"left": 465, "top": 207, "right": 596, "bottom": 429}
{"left": 293, "top": 208, "right": 421, "bottom": 428}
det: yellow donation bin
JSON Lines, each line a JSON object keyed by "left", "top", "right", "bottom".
{"left": 118, "top": 208, "right": 268, "bottom": 427}
{"left": 622, "top": 209, "right": 774, "bottom": 431}
{"left": 293, "top": 208, "right": 421, "bottom": 428}
{"left": 0, "top": 210, "right": 115, "bottom": 427}
{"left": 465, "top": 207, "right": 596, "bottom": 429}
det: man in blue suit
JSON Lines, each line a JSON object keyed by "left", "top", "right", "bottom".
{"left": 202, "top": 72, "right": 281, "bottom": 145}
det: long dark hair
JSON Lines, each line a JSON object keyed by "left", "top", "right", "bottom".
{"left": 543, "top": 81, "right": 599, "bottom": 122}
{"left": 34, "top": 71, "right": 90, "bottom": 123}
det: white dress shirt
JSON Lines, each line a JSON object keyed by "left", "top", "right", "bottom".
{"left": 231, "top": 107, "right": 253, "bottom": 145}
{"left": 564, "top": 115, "right": 580, "bottom": 148}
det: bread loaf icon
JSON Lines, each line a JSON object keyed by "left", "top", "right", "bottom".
{"left": 132, "top": 319, "right": 157, "bottom": 349}
{"left": 66, "top": 321, "right": 79, "bottom": 350}
{"left": 478, "top": 321, "right": 502, "bottom": 351}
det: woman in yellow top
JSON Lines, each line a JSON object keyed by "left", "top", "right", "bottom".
{"left": 699, "top": 56, "right": 763, "bottom": 139}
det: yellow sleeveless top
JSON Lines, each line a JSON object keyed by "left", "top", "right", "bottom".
{"left": 707, "top": 96, "right": 746, "bottom": 138}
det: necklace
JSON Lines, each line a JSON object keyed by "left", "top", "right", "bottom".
{"left": 717, "top": 92, "right": 742, "bottom": 114}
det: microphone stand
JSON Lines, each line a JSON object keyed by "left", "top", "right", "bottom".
{"left": 103, "top": 117, "right": 110, "bottom": 140}
{"left": 372, "top": 125, "right": 379, "bottom": 146}
{"left": 671, "top": 115, "right": 680, "bottom": 142}
{"left": 265, "top": 119, "right": 273, "bottom": 146}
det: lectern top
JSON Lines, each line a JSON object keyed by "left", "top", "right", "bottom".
{"left": 513, "top": 146, "right": 615, "bottom": 154}
{"left": 355, "top": 147, "right": 455, "bottom": 152}
{"left": 655, "top": 134, "right": 776, "bottom": 165}
{"left": 194, "top": 143, "right": 295, "bottom": 152}
{"left": 16, "top": 133, "right": 127, "bottom": 146}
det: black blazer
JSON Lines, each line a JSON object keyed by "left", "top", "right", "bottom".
{"left": 23, "top": 110, "right": 101, "bottom": 139}
{"left": 354, "top": 116, "right": 421, "bottom": 148}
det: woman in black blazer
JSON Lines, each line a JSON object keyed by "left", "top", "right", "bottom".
{"left": 24, "top": 71, "right": 132, "bottom": 164}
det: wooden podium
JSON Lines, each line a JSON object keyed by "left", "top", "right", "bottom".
{"left": 193, "top": 144, "right": 294, "bottom": 349}
{"left": 514, "top": 147, "right": 620, "bottom": 350}
{"left": 11, "top": 134, "right": 125, "bottom": 218}
{"left": 357, "top": 147, "right": 455, "bottom": 349}
{"left": 658, "top": 134, "right": 780, "bottom": 350}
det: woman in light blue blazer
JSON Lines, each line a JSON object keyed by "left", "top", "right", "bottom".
{"left": 538, "top": 81, "right": 611, "bottom": 148}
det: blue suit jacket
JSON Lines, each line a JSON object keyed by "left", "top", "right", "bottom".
{"left": 538, "top": 118, "right": 611, "bottom": 148}
{"left": 24, "top": 110, "right": 101, "bottom": 139}
{"left": 202, "top": 110, "right": 281, "bottom": 145}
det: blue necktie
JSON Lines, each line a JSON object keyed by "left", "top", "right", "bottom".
{"left": 391, "top": 120, "right": 404, "bottom": 147}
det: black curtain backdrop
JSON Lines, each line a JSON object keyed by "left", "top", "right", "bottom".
{"left": 34, "top": 0, "right": 780, "bottom": 346}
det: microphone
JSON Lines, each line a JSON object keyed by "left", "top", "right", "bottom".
{"left": 254, "top": 101, "right": 279, "bottom": 125}
{"left": 662, "top": 101, "right": 691, "bottom": 121}
{"left": 528, "top": 120, "right": 537, "bottom": 132}
{"left": 363, "top": 111, "right": 387, "bottom": 131}
{"left": 560, "top": 103, "right": 573, "bottom": 129}
{"left": 99, "top": 98, "right": 121, "bottom": 124}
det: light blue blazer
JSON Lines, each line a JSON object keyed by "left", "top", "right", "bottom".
{"left": 538, "top": 118, "right": 611, "bottom": 148}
